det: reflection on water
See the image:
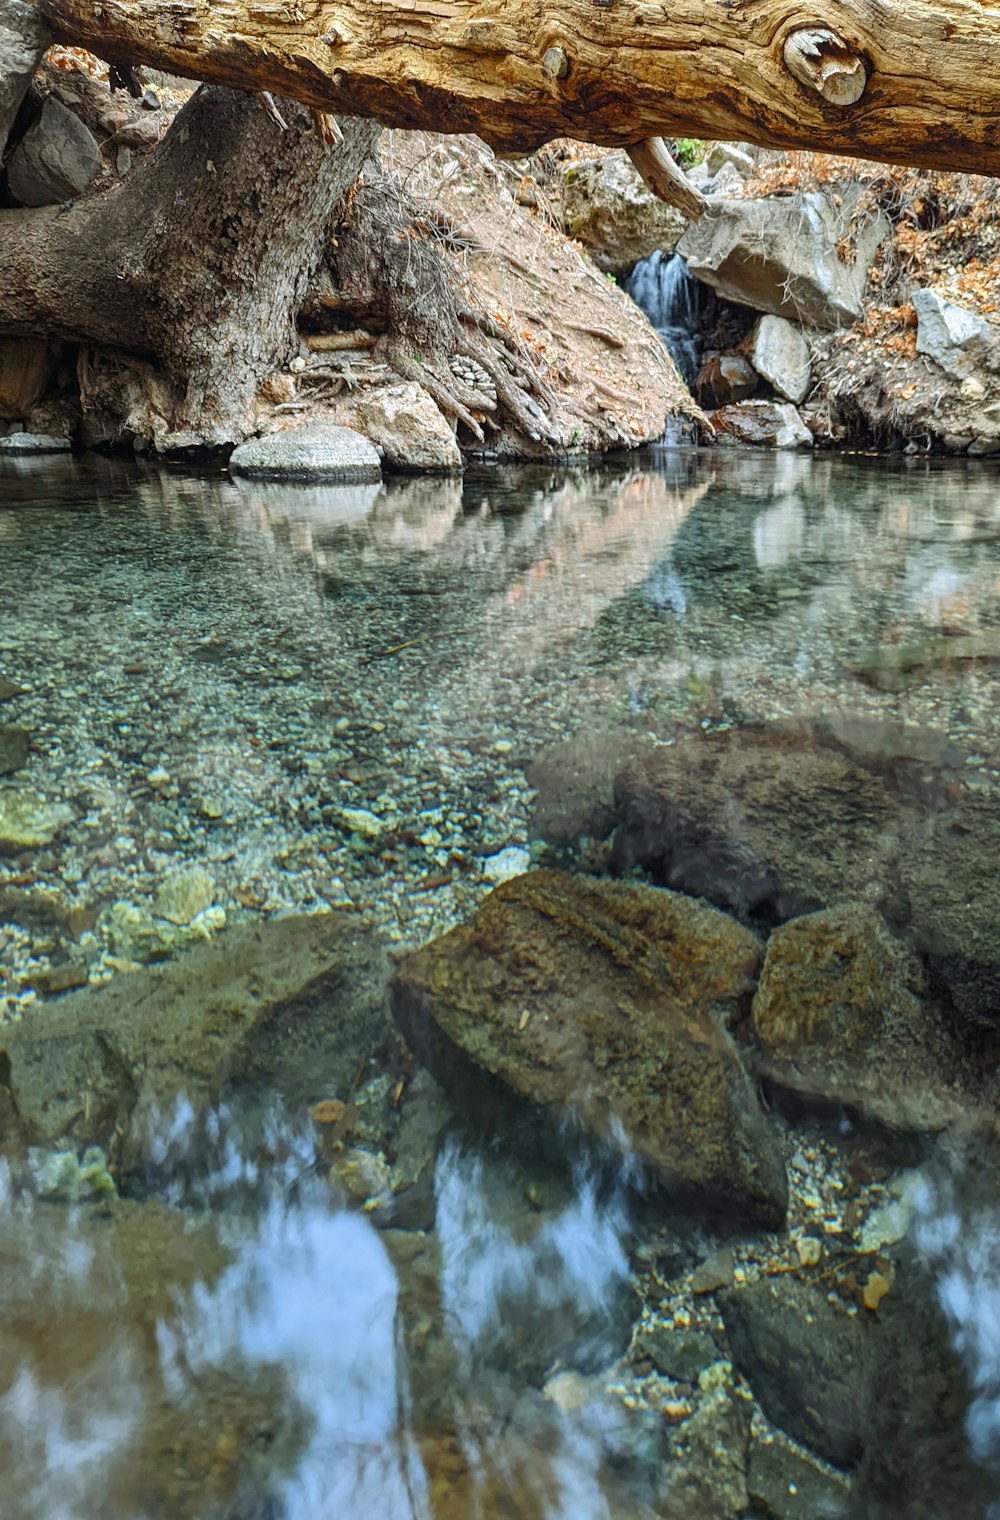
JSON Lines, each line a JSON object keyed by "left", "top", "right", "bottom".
{"left": 5, "top": 449, "right": 1000, "bottom": 1514}
{"left": 0, "top": 1101, "right": 648, "bottom": 1520}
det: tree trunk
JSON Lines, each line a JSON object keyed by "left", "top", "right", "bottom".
{"left": 0, "top": 84, "right": 377, "bottom": 444}
{"left": 35, "top": 0, "right": 1000, "bottom": 177}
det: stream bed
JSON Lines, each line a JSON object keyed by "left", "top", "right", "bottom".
{"left": 4, "top": 449, "right": 1000, "bottom": 1518}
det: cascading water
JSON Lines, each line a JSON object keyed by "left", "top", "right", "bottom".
{"left": 622, "top": 251, "right": 707, "bottom": 389}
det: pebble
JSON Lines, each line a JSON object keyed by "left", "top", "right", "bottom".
{"left": 796, "top": 1236, "right": 823, "bottom": 1268}
{"left": 482, "top": 845, "right": 531, "bottom": 883}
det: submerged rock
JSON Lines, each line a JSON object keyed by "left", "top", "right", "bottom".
{"left": 391, "top": 870, "right": 787, "bottom": 1227}
{"left": 0, "top": 914, "right": 389, "bottom": 1170}
{"left": 0, "top": 725, "right": 29, "bottom": 774}
{"left": 229, "top": 420, "right": 382, "bottom": 482}
{"left": 0, "top": 785, "right": 73, "bottom": 850}
{"left": 709, "top": 400, "right": 813, "bottom": 450}
{"left": 746, "top": 1428, "right": 851, "bottom": 1519}
{"left": 753, "top": 905, "right": 968, "bottom": 1130}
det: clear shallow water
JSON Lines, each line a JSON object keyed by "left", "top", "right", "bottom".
{"left": 4, "top": 449, "right": 1000, "bottom": 1516}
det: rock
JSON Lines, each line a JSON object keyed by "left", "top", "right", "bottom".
{"left": 0, "top": 0, "right": 51, "bottom": 154}
{"left": 0, "top": 338, "right": 54, "bottom": 421}
{"left": 527, "top": 728, "right": 655, "bottom": 846}
{"left": 229, "top": 421, "right": 382, "bottom": 482}
{"left": 704, "top": 141, "right": 755, "bottom": 177}
{"left": 481, "top": 844, "right": 531, "bottom": 883}
{"left": 753, "top": 906, "right": 968, "bottom": 1130}
{"left": 562, "top": 151, "right": 687, "bottom": 274}
{"left": 154, "top": 865, "right": 216, "bottom": 926}
{"left": 720, "top": 1276, "right": 874, "bottom": 1469}
{"left": 25, "top": 961, "right": 89, "bottom": 997}
{"left": 912, "top": 287, "right": 1000, "bottom": 382}
{"left": 746, "top": 1429, "right": 852, "bottom": 1519}
{"left": 0, "top": 430, "right": 72, "bottom": 453}
{"left": 0, "top": 786, "right": 73, "bottom": 851}
{"left": 750, "top": 315, "right": 812, "bottom": 404}
{"left": 664, "top": 1359, "right": 750, "bottom": 1519}
{"left": 695, "top": 354, "right": 758, "bottom": 408}
{"left": 0, "top": 725, "right": 29, "bottom": 774}
{"left": 709, "top": 401, "right": 813, "bottom": 449}
{"left": 392, "top": 871, "right": 787, "bottom": 1227}
{"left": 690, "top": 1245, "right": 735, "bottom": 1294}
{"left": 641, "top": 1326, "right": 720, "bottom": 1382}
{"left": 678, "top": 191, "right": 889, "bottom": 328}
{"left": 27, "top": 1142, "right": 117, "bottom": 1202}
{"left": 348, "top": 382, "right": 462, "bottom": 473}
{"left": 7, "top": 94, "right": 101, "bottom": 207}
{"left": 0, "top": 914, "right": 389, "bottom": 1170}
{"left": 335, "top": 805, "right": 388, "bottom": 839}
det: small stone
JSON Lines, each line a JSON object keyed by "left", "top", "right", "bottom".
{"left": 796, "top": 1236, "right": 823, "bottom": 1268}
{"left": 336, "top": 807, "right": 387, "bottom": 840}
{"left": 862, "top": 1270, "right": 891, "bottom": 1312}
{"left": 543, "top": 1370, "right": 593, "bottom": 1413}
{"left": 642, "top": 1326, "right": 720, "bottom": 1381}
{"left": 310, "top": 1098, "right": 347, "bottom": 1125}
{"left": 155, "top": 866, "right": 215, "bottom": 926}
{"left": 6, "top": 96, "right": 100, "bottom": 207}
{"left": 0, "top": 679, "right": 24, "bottom": 703}
{"left": 146, "top": 766, "right": 170, "bottom": 789}
{"left": 140, "top": 86, "right": 160, "bottom": 110}
{"left": 0, "top": 726, "right": 29, "bottom": 774}
{"left": 482, "top": 844, "right": 531, "bottom": 883}
{"left": 691, "top": 1246, "right": 735, "bottom": 1294}
{"left": 115, "top": 145, "right": 132, "bottom": 177}
{"left": 331, "top": 1146, "right": 392, "bottom": 1208}
{"left": 27, "top": 962, "right": 89, "bottom": 997}
{"left": 0, "top": 787, "right": 73, "bottom": 851}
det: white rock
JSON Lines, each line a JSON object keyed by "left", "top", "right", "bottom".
{"left": 0, "top": 430, "right": 71, "bottom": 453}
{"left": 750, "top": 315, "right": 812, "bottom": 403}
{"left": 913, "top": 288, "right": 1000, "bottom": 382}
{"left": 229, "top": 421, "right": 381, "bottom": 481}
{"left": 349, "top": 382, "right": 462, "bottom": 473}
{"left": 482, "top": 845, "right": 531, "bottom": 883}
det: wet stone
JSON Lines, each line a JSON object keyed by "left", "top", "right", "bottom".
{"left": 746, "top": 1428, "right": 852, "bottom": 1519}
{"left": 0, "top": 725, "right": 29, "bottom": 774}
{"left": 392, "top": 870, "right": 787, "bottom": 1227}
{"left": 640, "top": 1326, "right": 719, "bottom": 1382}
{"left": 0, "top": 786, "right": 73, "bottom": 851}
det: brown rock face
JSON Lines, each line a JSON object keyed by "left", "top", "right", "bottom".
{"left": 391, "top": 870, "right": 787, "bottom": 1227}
{"left": 753, "top": 905, "right": 969, "bottom": 1129}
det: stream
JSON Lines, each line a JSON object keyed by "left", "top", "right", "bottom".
{"left": 3, "top": 449, "right": 1000, "bottom": 1517}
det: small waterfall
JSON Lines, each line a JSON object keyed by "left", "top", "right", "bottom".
{"left": 623, "top": 251, "right": 706, "bottom": 388}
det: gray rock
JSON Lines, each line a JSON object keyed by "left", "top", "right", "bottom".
{"left": 0, "top": 786, "right": 73, "bottom": 851}
{"left": 710, "top": 400, "right": 813, "bottom": 449}
{"left": 0, "top": 725, "right": 29, "bottom": 774}
{"left": 704, "top": 141, "right": 755, "bottom": 177}
{"left": 746, "top": 1429, "right": 852, "bottom": 1519}
{"left": 562, "top": 151, "right": 687, "bottom": 275}
{"left": 348, "top": 382, "right": 462, "bottom": 472}
{"left": 696, "top": 354, "right": 758, "bottom": 408}
{"left": 750, "top": 315, "right": 812, "bottom": 404}
{"left": 664, "top": 1359, "right": 749, "bottom": 1519}
{"left": 912, "top": 287, "right": 1000, "bottom": 382}
{"left": 0, "top": 430, "right": 71, "bottom": 453}
{"left": 679, "top": 191, "right": 889, "bottom": 328}
{"left": 0, "top": 914, "right": 390, "bottom": 1172}
{"left": 7, "top": 95, "right": 101, "bottom": 207}
{"left": 154, "top": 865, "right": 216, "bottom": 926}
{"left": 641, "top": 1326, "right": 720, "bottom": 1381}
{"left": 229, "top": 420, "right": 382, "bottom": 482}
{"left": 720, "top": 1276, "right": 874, "bottom": 1469}
{"left": 0, "top": 0, "right": 51, "bottom": 155}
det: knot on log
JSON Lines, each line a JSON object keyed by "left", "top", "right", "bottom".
{"left": 783, "top": 27, "right": 867, "bottom": 106}
{"left": 542, "top": 45, "right": 570, "bottom": 80}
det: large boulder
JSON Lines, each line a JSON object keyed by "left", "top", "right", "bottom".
{"left": 6, "top": 94, "right": 101, "bottom": 207}
{"left": 392, "top": 870, "right": 788, "bottom": 1227}
{"left": 912, "top": 287, "right": 1000, "bottom": 382}
{"left": 750, "top": 315, "right": 812, "bottom": 403}
{"left": 562, "top": 151, "right": 687, "bottom": 275}
{"left": 229, "top": 420, "right": 382, "bottom": 481}
{"left": 752, "top": 905, "right": 969, "bottom": 1130}
{"left": 677, "top": 191, "right": 890, "bottom": 328}
{"left": 709, "top": 400, "right": 813, "bottom": 449}
{"left": 0, "top": 0, "right": 51, "bottom": 154}
{"left": 0, "top": 914, "right": 389, "bottom": 1170}
{"left": 348, "top": 381, "right": 462, "bottom": 472}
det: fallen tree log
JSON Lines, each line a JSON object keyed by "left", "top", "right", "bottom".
{"left": 35, "top": 0, "right": 1000, "bottom": 176}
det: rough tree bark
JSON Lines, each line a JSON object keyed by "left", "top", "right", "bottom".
{"left": 34, "top": 0, "right": 1000, "bottom": 177}
{"left": 0, "top": 83, "right": 377, "bottom": 445}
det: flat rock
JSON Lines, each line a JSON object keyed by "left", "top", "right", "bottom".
{"left": 0, "top": 914, "right": 389, "bottom": 1171}
{"left": 7, "top": 94, "right": 101, "bottom": 206}
{"left": 229, "top": 420, "right": 382, "bottom": 482}
{"left": 0, "top": 0, "right": 51, "bottom": 155}
{"left": 750, "top": 315, "right": 812, "bottom": 404}
{"left": 753, "top": 905, "right": 968, "bottom": 1129}
{"left": 0, "top": 786, "right": 73, "bottom": 850}
{"left": 349, "top": 382, "right": 462, "bottom": 472}
{"left": 391, "top": 870, "right": 787, "bottom": 1227}
{"left": 0, "top": 725, "right": 29, "bottom": 774}
{"left": 561, "top": 151, "right": 687, "bottom": 275}
{"left": 0, "top": 430, "right": 71, "bottom": 453}
{"left": 913, "top": 288, "right": 1000, "bottom": 382}
{"left": 678, "top": 191, "right": 889, "bottom": 328}
{"left": 746, "top": 1429, "right": 852, "bottom": 1519}
{"left": 710, "top": 401, "right": 813, "bottom": 449}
